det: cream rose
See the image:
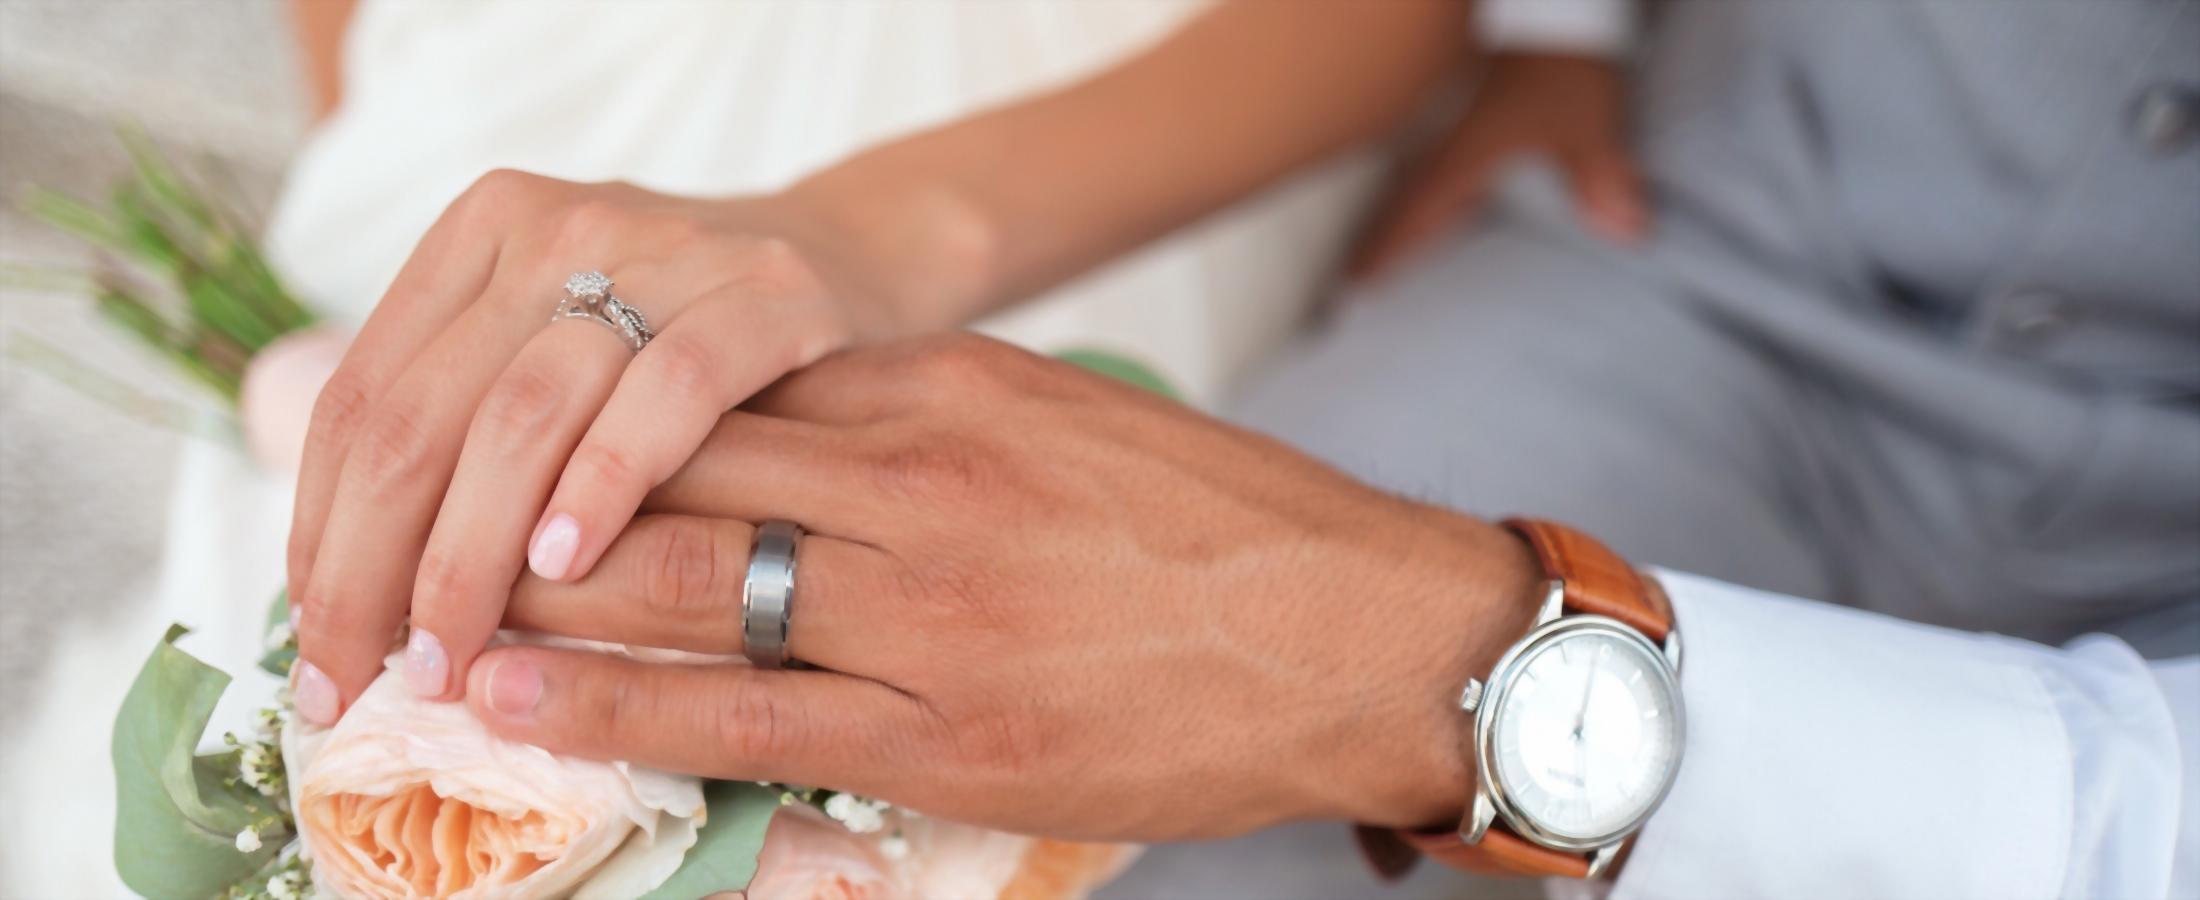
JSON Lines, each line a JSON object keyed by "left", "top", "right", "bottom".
{"left": 281, "top": 650, "right": 706, "bottom": 899}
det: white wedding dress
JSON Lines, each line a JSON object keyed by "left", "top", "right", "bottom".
{"left": 3, "top": 2, "right": 1388, "bottom": 897}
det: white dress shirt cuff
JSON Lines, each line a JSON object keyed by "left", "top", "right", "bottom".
{"left": 1609, "top": 570, "right": 2183, "bottom": 899}
{"left": 1477, "top": 0, "right": 1634, "bottom": 55}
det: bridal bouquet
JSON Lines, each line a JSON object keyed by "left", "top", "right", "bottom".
{"left": 117, "top": 594, "right": 1139, "bottom": 900}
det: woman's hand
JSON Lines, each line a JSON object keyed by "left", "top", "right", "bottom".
{"left": 287, "top": 171, "right": 910, "bottom": 725}
{"left": 1352, "top": 52, "right": 1647, "bottom": 280}
{"left": 459, "top": 334, "right": 1542, "bottom": 841}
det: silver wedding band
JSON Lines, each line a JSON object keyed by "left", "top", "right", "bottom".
{"left": 743, "top": 520, "right": 803, "bottom": 668}
{"left": 554, "top": 270, "right": 655, "bottom": 352}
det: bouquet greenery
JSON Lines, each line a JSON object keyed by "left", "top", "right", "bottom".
{"left": 12, "top": 132, "right": 318, "bottom": 436}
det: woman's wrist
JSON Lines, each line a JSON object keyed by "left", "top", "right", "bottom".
{"left": 774, "top": 166, "right": 1005, "bottom": 339}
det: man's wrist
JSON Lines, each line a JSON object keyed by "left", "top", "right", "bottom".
{"left": 1328, "top": 511, "right": 1542, "bottom": 830}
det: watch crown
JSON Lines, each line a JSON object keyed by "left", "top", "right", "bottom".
{"left": 1458, "top": 679, "right": 1484, "bottom": 712}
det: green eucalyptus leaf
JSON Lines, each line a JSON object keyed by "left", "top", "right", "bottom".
{"left": 638, "top": 781, "right": 780, "bottom": 900}
{"left": 1054, "top": 348, "right": 1179, "bottom": 400}
{"left": 113, "top": 624, "right": 285, "bottom": 898}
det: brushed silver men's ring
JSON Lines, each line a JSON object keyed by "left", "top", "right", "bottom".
{"left": 742, "top": 520, "right": 803, "bottom": 668}
{"left": 554, "top": 270, "right": 655, "bottom": 352}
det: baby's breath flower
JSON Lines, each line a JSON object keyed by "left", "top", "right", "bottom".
{"left": 235, "top": 827, "right": 263, "bottom": 853}
{"left": 879, "top": 834, "right": 910, "bottom": 860}
{"left": 822, "top": 793, "right": 889, "bottom": 834}
{"left": 264, "top": 623, "right": 294, "bottom": 652}
{"left": 266, "top": 868, "right": 309, "bottom": 900}
{"left": 255, "top": 705, "right": 285, "bottom": 739}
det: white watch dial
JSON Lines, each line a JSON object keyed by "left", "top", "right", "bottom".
{"left": 1489, "top": 627, "right": 1681, "bottom": 842}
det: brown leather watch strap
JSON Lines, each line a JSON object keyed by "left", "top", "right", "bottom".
{"left": 1362, "top": 519, "right": 1670, "bottom": 882}
{"left": 1402, "top": 825, "right": 1594, "bottom": 878}
{"left": 1503, "top": 518, "right": 1672, "bottom": 643}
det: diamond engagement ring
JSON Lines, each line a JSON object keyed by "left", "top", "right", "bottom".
{"left": 554, "top": 270, "right": 655, "bottom": 352}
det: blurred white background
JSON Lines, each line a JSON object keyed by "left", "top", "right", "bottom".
{"left": 0, "top": 0, "right": 303, "bottom": 888}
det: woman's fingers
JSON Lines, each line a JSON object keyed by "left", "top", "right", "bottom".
{"left": 293, "top": 266, "right": 553, "bottom": 723}
{"left": 286, "top": 172, "right": 545, "bottom": 609}
{"left": 531, "top": 283, "right": 842, "bottom": 585}
{"left": 466, "top": 645, "right": 927, "bottom": 792}
{"left": 402, "top": 324, "right": 634, "bottom": 701}
{"left": 1559, "top": 147, "right": 1649, "bottom": 244}
{"left": 501, "top": 515, "right": 893, "bottom": 672}
{"left": 1348, "top": 137, "right": 1501, "bottom": 281}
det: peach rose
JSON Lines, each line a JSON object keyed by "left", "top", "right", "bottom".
{"left": 740, "top": 805, "right": 1138, "bottom": 900}
{"left": 282, "top": 649, "right": 706, "bottom": 899}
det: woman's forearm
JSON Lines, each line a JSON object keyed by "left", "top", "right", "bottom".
{"left": 288, "top": 0, "right": 358, "bottom": 122}
{"left": 784, "top": 0, "right": 1471, "bottom": 333}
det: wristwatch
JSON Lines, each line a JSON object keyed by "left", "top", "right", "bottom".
{"left": 1360, "top": 518, "right": 1684, "bottom": 880}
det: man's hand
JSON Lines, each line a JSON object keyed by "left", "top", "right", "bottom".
{"left": 1352, "top": 53, "right": 1647, "bottom": 280}
{"left": 461, "top": 334, "right": 1541, "bottom": 841}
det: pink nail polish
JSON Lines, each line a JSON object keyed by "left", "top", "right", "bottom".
{"left": 404, "top": 628, "right": 449, "bottom": 697}
{"left": 529, "top": 514, "right": 581, "bottom": 581}
{"left": 295, "top": 661, "right": 339, "bottom": 725}
{"left": 487, "top": 660, "right": 543, "bottom": 715}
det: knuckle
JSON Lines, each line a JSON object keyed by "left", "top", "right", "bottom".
{"left": 953, "top": 706, "right": 1050, "bottom": 776}
{"left": 583, "top": 674, "right": 634, "bottom": 745}
{"left": 714, "top": 676, "right": 797, "bottom": 763}
{"left": 902, "top": 556, "right": 1019, "bottom": 636}
{"left": 734, "top": 238, "right": 820, "bottom": 294}
{"left": 553, "top": 201, "right": 625, "bottom": 251}
{"left": 411, "top": 549, "right": 474, "bottom": 610}
{"left": 647, "top": 214, "right": 711, "bottom": 249}
{"left": 455, "top": 169, "right": 541, "bottom": 223}
{"left": 308, "top": 369, "right": 377, "bottom": 446}
{"left": 352, "top": 403, "right": 437, "bottom": 486}
{"left": 906, "top": 334, "right": 1028, "bottom": 393}
{"left": 870, "top": 436, "right": 989, "bottom": 505}
{"left": 569, "top": 442, "right": 646, "bottom": 494}
{"left": 638, "top": 520, "right": 726, "bottom": 622}
{"left": 473, "top": 364, "right": 566, "bottom": 441}
{"left": 297, "top": 583, "right": 380, "bottom": 651}
{"left": 470, "top": 167, "right": 539, "bottom": 199}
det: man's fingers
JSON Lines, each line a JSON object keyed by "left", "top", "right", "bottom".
{"left": 642, "top": 412, "right": 884, "bottom": 539}
{"left": 1560, "top": 147, "right": 1649, "bottom": 244}
{"left": 466, "top": 645, "right": 927, "bottom": 792}
{"left": 532, "top": 289, "right": 839, "bottom": 585}
{"left": 502, "top": 515, "right": 895, "bottom": 673}
{"left": 404, "top": 324, "right": 633, "bottom": 702}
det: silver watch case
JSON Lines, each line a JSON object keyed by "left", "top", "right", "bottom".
{"left": 1455, "top": 578, "right": 1685, "bottom": 878}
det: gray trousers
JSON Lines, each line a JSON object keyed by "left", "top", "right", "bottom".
{"left": 1231, "top": 0, "right": 2200, "bottom": 657}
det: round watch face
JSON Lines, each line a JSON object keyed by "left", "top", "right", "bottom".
{"left": 1486, "top": 624, "right": 1682, "bottom": 844}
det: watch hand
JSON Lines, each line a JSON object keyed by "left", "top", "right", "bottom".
{"left": 1571, "top": 656, "right": 1599, "bottom": 740}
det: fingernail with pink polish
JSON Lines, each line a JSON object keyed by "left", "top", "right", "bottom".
{"left": 404, "top": 628, "right": 449, "bottom": 697}
{"left": 487, "top": 660, "right": 543, "bottom": 715}
{"left": 295, "top": 661, "right": 339, "bottom": 725}
{"left": 529, "top": 514, "right": 580, "bottom": 581}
